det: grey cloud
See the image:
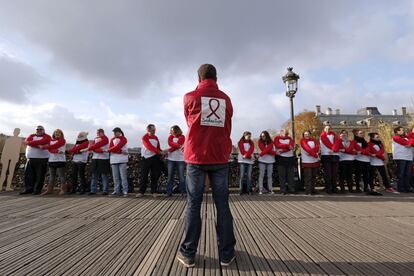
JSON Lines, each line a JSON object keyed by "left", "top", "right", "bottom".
{"left": 0, "top": 55, "right": 42, "bottom": 102}
{"left": 0, "top": 0, "right": 366, "bottom": 96}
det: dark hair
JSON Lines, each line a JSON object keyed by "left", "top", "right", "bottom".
{"left": 340, "top": 129, "right": 348, "bottom": 135}
{"left": 97, "top": 128, "right": 105, "bottom": 134}
{"left": 393, "top": 126, "right": 403, "bottom": 134}
{"left": 368, "top": 132, "right": 378, "bottom": 139}
{"left": 302, "top": 130, "right": 311, "bottom": 138}
{"left": 198, "top": 64, "right": 217, "bottom": 81}
{"left": 113, "top": 127, "right": 124, "bottom": 136}
{"left": 260, "top": 131, "right": 272, "bottom": 144}
{"left": 240, "top": 131, "right": 252, "bottom": 142}
{"left": 171, "top": 125, "right": 182, "bottom": 136}
{"left": 147, "top": 124, "right": 155, "bottom": 131}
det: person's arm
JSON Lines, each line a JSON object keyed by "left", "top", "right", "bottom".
{"left": 245, "top": 141, "right": 255, "bottom": 158}
{"left": 301, "top": 139, "right": 318, "bottom": 158}
{"left": 238, "top": 140, "right": 247, "bottom": 156}
{"left": 393, "top": 136, "right": 412, "bottom": 147}
{"left": 26, "top": 135, "right": 50, "bottom": 147}
{"left": 108, "top": 137, "right": 127, "bottom": 153}
{"left": 332, "top": 135, "right": 341, "bottom": 153}
{"left": 142, "top": 135, "right": 161, "bottom": 154}
{"left": 258, "top": 141, "right": 270, "bottom": 157}
{"left": 168, "top": 135, "right": 185, "bottom": 152}
{"left": 44, "top": 138, "right": 65, "bottom": 153}
{"left": 274, "top": 137, "right": 291, "bottom": 150}
{"left": 320, "top": 133, "right": 334, "bottom": 150}
{"left": 344, "top": 142, "right": 355, "bottom": 154}
{"left": 88, "top": 136, "right": 108, "bottom": 152}
{"left": 67, "top": 141, "right": 89, "bottom": 154}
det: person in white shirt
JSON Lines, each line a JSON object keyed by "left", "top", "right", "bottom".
{"left": 237, "top": 131, "right": 255, "bottom": 195}
{"left": 108, "top": 127, "right": 129, "bottom": 197}
{"left": 257, "top": 131, "right": 276, "bottom": 194}
{"left": 166, "top": 125, "right": 186, "bottom": 196}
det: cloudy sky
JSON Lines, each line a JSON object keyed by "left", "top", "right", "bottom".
{"left": 1, "top": 0, "right": 414, "bottom": 147}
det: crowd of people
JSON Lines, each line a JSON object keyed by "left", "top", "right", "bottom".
{"left": 19, "top": 123, "right": 414, "bottom": 197}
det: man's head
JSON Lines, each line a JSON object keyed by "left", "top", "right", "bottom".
{"left": 13, "top": 128, "right": 20, "bottom": 137}
{"left": 198, "top": 64, "right": 217, "bottom": 82}
{"left": 36, "top": 125, "right": 45, "bottom": 136}
{"left": 147, "top": 124, "right": 156, "bottom": 135}
{"left": 96, "top": 128, "right": 105, "bottom": 137}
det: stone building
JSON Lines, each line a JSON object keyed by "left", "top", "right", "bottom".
{"left": 315, "top": 105, "right": 412, "bottom": 133}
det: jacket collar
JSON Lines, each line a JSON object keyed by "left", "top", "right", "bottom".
{"left": 196, "top": 79, "right": 218, "bottom": 90}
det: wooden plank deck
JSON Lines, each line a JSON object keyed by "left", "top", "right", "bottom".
{"left": 0, "top": 193, "right": 414, "bottom": 275}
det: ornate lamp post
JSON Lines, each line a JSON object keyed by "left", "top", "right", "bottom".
{"left": 282, "top": 67, "right": 300, "bottom": 143}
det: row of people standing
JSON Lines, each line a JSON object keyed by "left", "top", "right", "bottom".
{"left": 21, "top": 124, "right": 186, "bottom": 197}
{"left": 237, "top": 125, "right": 414, "bottom": 195}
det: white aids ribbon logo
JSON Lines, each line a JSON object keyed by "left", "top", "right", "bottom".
{"left": 201, "top": 97, "right": 226, "bottom": 127}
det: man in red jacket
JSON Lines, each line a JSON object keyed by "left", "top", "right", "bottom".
{"left": 177, "top": 64, "right": 236, "bottom": 268}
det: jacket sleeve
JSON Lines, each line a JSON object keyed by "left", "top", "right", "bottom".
{"left": 353, "top": 140, "right": 370, "bottom": 155}
{"left": 142, "top": 135, "right": 161, "bottom": 154}
{"left": 67, "top": 141, "right": 89, "bottom": 154}
{"left": 274, "top": 137, "right": 291, "bottom": 150}
{"left": 108, "top": 137, "right": 127, "bottom": 153}
{"left": 332, "top": 136, "right": 341, "bottom": 153}
{"left": 245, "top": 141, "right": 255, "bottom": 158}
{"left": 238, "top": 140, "right": 247, "bottom": 155}
{"left": 320, "top": 133, "right": 334, "bottom": 150}
{"left": 45, "top": 138, "right": 65, "bottom": 153}
{"left": 88, "top": 136, "right": 109, "bottom": 153}
{"left": 26, "top": 134, "right": 51, "bottom": 147}
{"left": 393, "top": 136, "right": 411, "bottom": 146}
{"left": 168, "top": 135, "right": 185, "bottom": 152}
{"left": 258, "top": 141, "right": 269, "bottom": 157}
{"left": 301, "top": 139, "right": 318, "bottom": 158}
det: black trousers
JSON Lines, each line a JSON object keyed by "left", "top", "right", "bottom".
{"left": 139, "top": 155, "right": 162, "bottom": 194}
{"left": 72, "top": 162, "right": 87, "bottom": 193}
{"left": 354, "top": 160, "right": 370, "bottom": 191}
{"left": 24, "top": 158, "right": 48, "bottom": 193}
{"left": 321, "top": 155, "right": 339, "bottom": 193}
{"left": 369, "top": 165, "right": 390, "bottom": 189}
{"left": 339, "top": 161, "right": 354, "bottom": 191}
{"left": 302, "top": 167, "right": 319, "bottom": 194}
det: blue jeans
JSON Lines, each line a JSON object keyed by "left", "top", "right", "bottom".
{"left": 179, "top": 163, "right": 236, "bottom": 262}
{"left": 111, "top": 163, "right": 129, "bottom": 194}
{"left": 258, "top": 162, "right": 273, "bottom": 193}
{"left": 90, "top": 172, "right": 109, "bottom": 193}
{"left": 239, "top": 163, "right": 253, "bottom": 193}
{"left": 395, "top": 160, "right": 413, "bottom": 192}
{"left": 166, "top": 160, "right": 186, "bottom": 195}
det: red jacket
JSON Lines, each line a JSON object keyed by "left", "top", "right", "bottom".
{"left": 338, "top": 139, "right": 355, "bottom": 155}
{"left": 25, "top": 134, "right": 51, "bottom": 148}
{"left": 168, "top": 134, "right": 185, "bottom": 153}
{"left": 368, "top": 142, "right": 385, "bottom": 161}
{"left": 108, "top": 136, "right": 128, "bottom": 153}
{"left": 274, "top": 135, "right": 294, "bottom": 153}
{"left": 67, "top": 140, "right": 89, "bottom": 154}
{"left": 300, "top": 137, "right": 319, "bottom": 158}
{"left": 238, "top": 139, "right": 254, "bottom": 159}
{"left": 88, "top": 135, "right": 109, "bottom": 153}
{"left": 320, "top": 131, "right": 341, "bottom": 152}
{"left": 352, "top": 140, "right": 370, "bottom": 156}
{"left": 44, "top": 138, "right": 66, "bottom": 153}
{"left": 183, "top": 79, "right": 233, "bottom": 164}
{"left": 258, "top": 140, "right": 276, "bottom": 157}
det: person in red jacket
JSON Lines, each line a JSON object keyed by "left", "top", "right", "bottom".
{"left": 87, "top": 128, "right": 110, "bottom": 195}
{"left": 353, "top": 129, "right": 371, "bottom": 192}
{"left": 319, "top": 125, "right": 341, "bottom": 194}
{"left": 368, "top": 132, "right": 397, "bottom": 194}
{"left": 21, "top": 125, "right": 51, "bottom": 195}
{"left": 257, "top": 130, "right": 276, "bottom": 194}
{"left": 392, "top": 126, "right": 414, "bottom": 192}
{"left": 108, "top": 127, "right": 129, "bottom": 197}
{"left": 300, "top": 130, "right": 320, "bottom": 195}
{"left": 237, "top": 131, "right": 254, "bottom": 195}
{"left": 178, "top": 64, "right": 236, "bottom": 268}
{"left": 39, "top": 129, "right": 67, "bottom": 195}
{"left": 338, "top": 130, "right": 355, "bottom": 193}
{"left": 137, "top": 124, "right": 163, "bottom": 197}
{"left": 166, "top": 125, "right": 186, "bottom": 196}
{"left": 274, "top": 129, "right": 296, "bottom": 194}
{"left": 67, "top": 131, "right": 89, "bottom": 194}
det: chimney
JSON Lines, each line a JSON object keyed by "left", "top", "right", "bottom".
{"left": 315, "top": 105, "right": 321, "bottom": 115}
{"left": 326, "top": 107, "right": 332, "bottom": 116}
{"left": 392, "top": 109, "right": 397, "bottom": 116}
{"left": 402, "top": 107, "right": 407, "bottom": 116}
{"left": 335, "top": 109, "right": 340, "bottom": 115}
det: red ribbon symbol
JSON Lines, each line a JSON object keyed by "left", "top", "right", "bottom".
{"left": 207, "top": 99, "right": 221, "bottom": 119}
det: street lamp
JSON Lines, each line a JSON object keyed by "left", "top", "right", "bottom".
{"left": 282, "top": 67, "right": 300, "bottom": 142}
